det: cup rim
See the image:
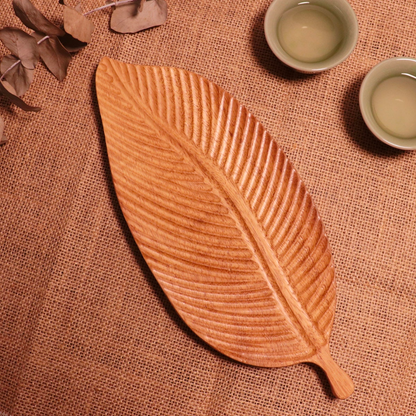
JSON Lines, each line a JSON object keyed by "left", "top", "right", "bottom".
{"left": 359, "top": 57, "right": 416, "bottom": 150}
{"left": 264, "top": 0, "right": 359, "bottom": 73}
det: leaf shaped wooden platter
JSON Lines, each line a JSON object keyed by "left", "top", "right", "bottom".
{"left": 96, "top": 58, "right": 354, "bottom": 399}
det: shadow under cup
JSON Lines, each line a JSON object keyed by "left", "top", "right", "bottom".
{"left": 264, "top": 0, "right": 359, "bottom": 73}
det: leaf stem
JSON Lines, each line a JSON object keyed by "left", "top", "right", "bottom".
{"left": 83, "top": 0, "right": 138, "bottom": 16}
{"left": 0, "top": 60, "right": 20, "bottom": 82}
{"left": 0, "top": 35, "right": 50, "bottom": 82}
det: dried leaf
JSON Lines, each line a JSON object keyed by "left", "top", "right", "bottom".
{"left": 0, "top": 55, "right": 34, "bottom": 97}
{"left": 63, "top": 5, "right": 94, "bottom": 43}
{"left": 0, "top": 115, "right": 7, "bottom": 144}
{"left": 0, "top": 28, "right": 39, "bottom": 70}
{"left": 0, "top": 79, "right": 40, "bottom": 112}
{"left": 113, "top": 0, "right": 145, "bottom": 13}
{"left": 13, "top": 0, "right": 65, "bottom": 37}
{"left": 96, "top": 58, "right": 355, "bottom": 400}
{"left": 110, "top": 0, "right": 167, "bottom": 33}
{"left": 58, "top": 32, "right": 87, "bottom": 53}
{"left": 32, "top": 32, "right": 71, "bottom": 81}
{"left": 2, "top": 80, "right": 17, "bottom": 95}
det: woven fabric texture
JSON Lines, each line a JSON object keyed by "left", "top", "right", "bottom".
{"left": 1, "top": 0, "right": 416, "bottom": 415}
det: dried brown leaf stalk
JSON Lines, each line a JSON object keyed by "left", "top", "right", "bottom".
{"left": 0, "top": 0, "right": 168, "bottom": 144}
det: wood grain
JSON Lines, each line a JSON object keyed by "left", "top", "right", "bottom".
{"left": 96, "top": 57, "right": 354, "bottom": 399}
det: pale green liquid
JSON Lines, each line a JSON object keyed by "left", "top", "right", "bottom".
{"left": 278, "top": 4, "right": 343, "bottom": 63}
{"left": 371, "top": 75, "right": 416, "bottom": 139}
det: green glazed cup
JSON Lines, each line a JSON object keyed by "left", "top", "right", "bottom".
{"left": 359, "top": 57, "right": 416, "bottom": 150}
{"left": 264, "top": 0, "right": 359, "bottom": 73}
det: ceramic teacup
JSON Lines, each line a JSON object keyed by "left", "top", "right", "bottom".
{"left": 264, "top": 0, "right": 359, "bottom": 73}
{"left": 359, "top": 57, "right": 416, "bottom": 150}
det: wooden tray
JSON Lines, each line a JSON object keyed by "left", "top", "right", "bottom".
{"left": 96, "top": 57, "right": 354, "bottom": 399}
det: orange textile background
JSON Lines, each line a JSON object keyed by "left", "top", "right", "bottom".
{"left": 1, "top": 1, "right": 416, "bottom": 415}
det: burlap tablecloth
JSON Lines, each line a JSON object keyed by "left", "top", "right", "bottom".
{"left": 1, "top": 0, "right": 415, "bottom": 414}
